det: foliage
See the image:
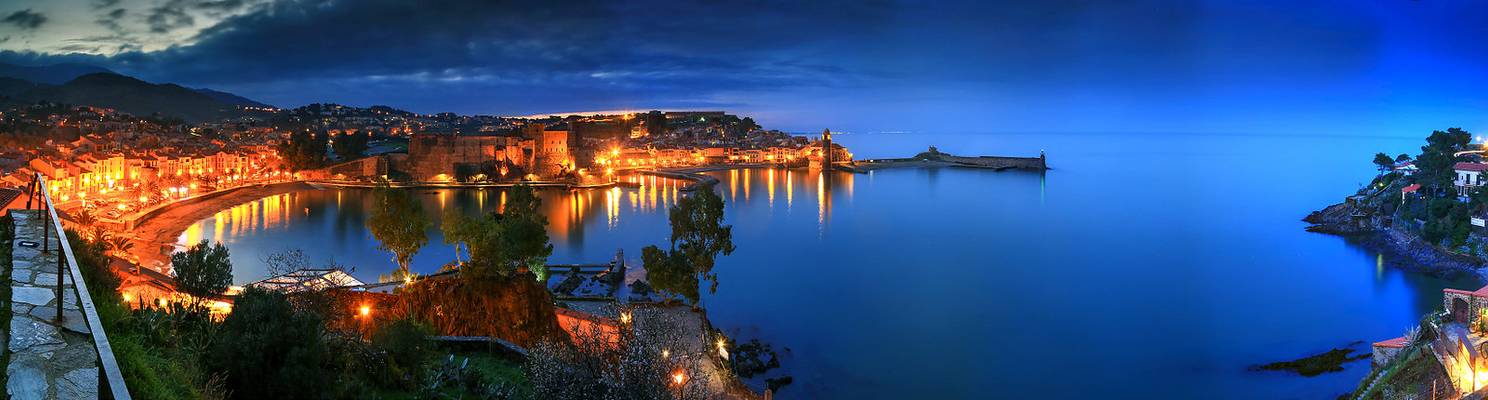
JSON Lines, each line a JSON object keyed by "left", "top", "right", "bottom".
{"left": 644, "top": 188, "right": 736, "bottom": 304}
{"left": 262, "top": 248, "right": 312, "bottom": 277}
{"left": 331, "top": 130, "right": 370, "bottom": 161}
{"left": 442, "top": 184, "right": 553, "bottom": 280}
{"left": 1413, "top": 127, "right": 1473, "bottom": 197}
{"left": 207, "top": 287, "right": 332, "bottom": 400}
{"left": 66, "top": 229, "right": 120, "bottom": 302}
{"left": 525, "top": 309, "right": 712, "bottom": 400}
{"left": 642, "top": 246, "right": 697, "bottom": 304}
{"left": 423, "top": 353, "right": 529, "bottom": 398}
{"left": 372, "top": 318, "right": 436, "bottom": 390}
{"left": 171, "top": 239, "right": 233, "bottom": 299}
{"left": 277, "top": 129, "right": 329, "bottom": 171}
{"left": 1373, "top": 152, "right": 1395, "bottom": 174}
{"left": 390, "top": 275, "right": 562, "bottom": 347}
{"left": 367, "top": 186, "right": 430, "bottom": 275}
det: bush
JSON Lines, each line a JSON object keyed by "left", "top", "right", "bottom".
{"left": 371, "top": 318, "right": 435, "bottom": 390}
{"left": 208, "top": 287, "right": 332, "bottom": 399}
{"left": 66, "top": 229, "right": 119, "bottom": 302}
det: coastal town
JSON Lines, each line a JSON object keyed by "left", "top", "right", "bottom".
{"left": 0, "top": 97, "right": 870, "bottom": 398}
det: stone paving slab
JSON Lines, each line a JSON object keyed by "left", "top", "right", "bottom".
{"left": 6, "top": 210, "right": 100, "bottom": 399}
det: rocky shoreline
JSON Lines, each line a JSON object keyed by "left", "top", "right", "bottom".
{"left": 1305, "top": 201, "right": 1487, "bottom": 278}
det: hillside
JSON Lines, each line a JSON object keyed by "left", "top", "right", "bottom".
{"left": 8, "top": 73, "right": 248, "bottom": 122}
{"left": 194, "top": 87, "right": 271, "bottom": 108}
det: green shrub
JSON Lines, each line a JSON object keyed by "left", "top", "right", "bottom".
{"left": 371, "top": 318, "right": 434, "bottom": 390}
{"left": 208, "top": 287, "right": 331, "bottom": 399}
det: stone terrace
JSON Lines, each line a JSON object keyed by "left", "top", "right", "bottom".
{"left": 6, "top": 210, "right": 98, "bottom": 399}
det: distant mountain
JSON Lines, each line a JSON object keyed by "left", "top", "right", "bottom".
{"left": 194, "top": 87, "right": 271, "bottom": 108}
{"left": 0, "top": 69, "right": 273, "bottom": 122}
{"left": 14, "top": 73, "right": 246, "bottom": 122}
{"left": 0, "top": 62, "right": 115, "bottom": 85}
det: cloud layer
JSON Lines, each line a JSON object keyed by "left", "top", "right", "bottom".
{"left": 0, "top": 0, "right": 1486, "bottom": 134}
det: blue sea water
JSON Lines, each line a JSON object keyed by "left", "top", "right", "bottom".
{"left": 179, "top": 132, "right": 1476, "bottom": 398}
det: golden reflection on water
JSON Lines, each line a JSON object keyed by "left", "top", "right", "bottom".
{"left": 786, "top": 170, "right": 793, "bottom": 210}
{"left": 767, "top": 169, "right": 775, "bottom": 204}
{"left": 178, "top": 169, "right": 855, "bottom": 251}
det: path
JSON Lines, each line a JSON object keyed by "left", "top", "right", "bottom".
{"left": 6, "top": 210, "right": 98, "bottom": 399}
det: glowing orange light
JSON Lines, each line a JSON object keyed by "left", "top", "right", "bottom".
{"left": 671, "top": 370, "right": 687, "bottom": 386}
{"left": 359, "top": 305, "right": 371, "bottom": 317}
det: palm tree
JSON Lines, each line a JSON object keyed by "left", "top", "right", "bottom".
{"left": 70, "top": 210, "right": 103, "bottom": 241}
{"left": 106, "top": 236, "right": 134, "bottom": 254}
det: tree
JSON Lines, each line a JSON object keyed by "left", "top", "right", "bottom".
{"left": 1373, "top": 152, "right": 1395, "bottom": 174}
{"left": 105, "top": 235, "right": 134, "bottom": 255}
{"left": 331, "top": 131, "right": 370, "bottom": 161}
{"left": 208, "top": 287, "right": 331, "bottom": 399}
{"left": 643, "top": 189, "right": 735, "bottom": 304}
{"left": 1415, "top": 128, "right": 1473, "bottom": 197}
{"left": 442, "top": 185, "right": 553, "bottom": 280}
{"left": 262, "top": 248, "right": 312, "bottom": 278}
{"left": 366, "top": 186, "right": 429, "bottom": 276}
{"left": 276, "top": 129, "right": 329, "bottom": 171}
{"left": 171, "top": 240, "right": 233, "bottom": 299}
{"left": 1396, "top": 153, "right": 1411, "bottom": 163}
{"left": 526, "top": 309, "right": 712, "bottom": 400}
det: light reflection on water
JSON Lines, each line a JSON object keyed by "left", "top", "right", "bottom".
{"left": 178, "top": 168, "right": 852, "bottom": 283}
{"left": 178, "top": 132, "right": 1488, "bottom": 399}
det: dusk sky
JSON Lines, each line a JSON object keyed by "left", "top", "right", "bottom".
{"left": 0, "top": 0, "right": 1485, "bottom": 136}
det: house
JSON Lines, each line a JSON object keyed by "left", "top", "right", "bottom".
{"left": 1454, "top": 162, "right": 1488, "bottom": 197}
{"left": 1395, "top": 161, "right": 1418, "bottom": 176}
{"left": 1402, "top": 183, "right": 1421, "bottom": 203}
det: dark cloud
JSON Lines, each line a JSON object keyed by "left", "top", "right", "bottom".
{"left": 95, "top": 8, "right": 127, "bottom": 34}
{"left": 1, "top": 9, "right": 47, "bottom": 30}
{"left": 147, "top": 1, "right": 196, "bottom": 33}
{"left": 4, "top": 0, "right": 1487, "bottom": 133}
{"left": 92, "top": 0, "right": 122, "bottom": 10}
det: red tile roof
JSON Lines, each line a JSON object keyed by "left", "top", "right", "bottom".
{"left": 1402, "top": 184, "right": 1421, "bottom": 193}
{"left": 1456, "top": 162, "right": 1488, "bottom": 172}
{"left": 1373, "top": 336, "right": 1408, "bottom": 349}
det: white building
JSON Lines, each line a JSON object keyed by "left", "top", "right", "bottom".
{"left": 1454, "top": 162, "right": 1488, "bottom": 197}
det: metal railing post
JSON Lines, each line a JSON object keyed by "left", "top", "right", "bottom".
{"left": 24, "top": 178, "right": 34, "bottom": 210}
{"left": 41, "top": 201, "right": 49, "bottom": 254}
{"left": 55, "top": 244, "right": 63, "bottom": 323}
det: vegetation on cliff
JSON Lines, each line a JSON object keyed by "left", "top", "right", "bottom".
{"left": 1308, "top": 127, "right": 1488, "bottom": 265}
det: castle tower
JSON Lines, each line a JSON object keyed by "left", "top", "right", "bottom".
{"left": 821, "top": 128, "right": 833, "bottom": 166}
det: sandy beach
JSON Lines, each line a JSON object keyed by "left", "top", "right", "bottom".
{"left": 124, "top": 181, "right": 317, "bottom": 271}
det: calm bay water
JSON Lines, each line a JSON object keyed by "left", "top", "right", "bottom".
{"left": 178, "top": 132, "right": 1480, "bottom": 398}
